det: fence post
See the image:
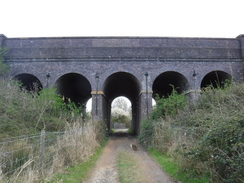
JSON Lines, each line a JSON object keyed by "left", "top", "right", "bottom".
{"left": 39, "top": 130, "right": 45, "bottom": 173}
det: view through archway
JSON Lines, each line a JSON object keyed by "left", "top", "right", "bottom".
{"left": 111, "top": 96, "right": 132, "bottom": 133}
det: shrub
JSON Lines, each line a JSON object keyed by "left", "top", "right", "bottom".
{"left": 138, "top": 90, "right": 187, "bottom": 148}
{"left": 185, "top": 118, "right": 244, "bottom": 182}
{"left": 0, "top": 78, "right": 85, "bottom": 137}
{"left": 144, "top": 83, "right": 244, "bottom": 182}
{"left": 151, "top": 89, "right": 187, "bottom": 120}
{"left": 111, "top": 107, "right": 131, "bottom": 129}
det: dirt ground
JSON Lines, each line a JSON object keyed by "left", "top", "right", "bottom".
{"left": 84, "top": 135, "right": 175, "bottom": 183}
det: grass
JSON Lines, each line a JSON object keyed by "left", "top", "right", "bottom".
{"left": 47, "top": 138, "right": 108, "bottom": 183}
{"left": 149, "top": 149, "right": 209, "bottom": 183}
{"left": 117, "top": 152, "right": 144, "bottom": 183}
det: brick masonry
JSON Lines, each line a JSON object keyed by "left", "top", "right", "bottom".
{"left": 1, "top": 34, "right": 244, "bottom": 134}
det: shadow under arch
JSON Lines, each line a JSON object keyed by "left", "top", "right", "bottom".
{"left": 14, "top": 73, "right": 43, "bottom": 92}
{"left": 55, "top": 73, "right": 92, "bottom": 107}
{"left": 201, "top": 71, "right": 231, "bottom": 89}
{"left": 103, "top": 72, "right": 141, "bottom": 135}
{"left": 152, "top": 71, "right": 189, "bottom": 98}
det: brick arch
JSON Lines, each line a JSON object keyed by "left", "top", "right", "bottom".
{"left": 201, "top": 70, "right": 232, "bottom": 89}
{"left": 103, "top": 71, "right": 141, "bottom": 102}
{"left": 103, "top": 71, "right": 141, "bottom": 135}
{"left": 152, "top": 71, "right": 189, "bottom": 98}
{"left": 55, "top": 72, "right": 92, "bottom": 106}
{"left": 14, "top": 73, "right": 43, "bottom": 92}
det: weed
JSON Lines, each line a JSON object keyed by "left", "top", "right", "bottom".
{"left": 140, "top": 83, "right": 244, "bottom": 182}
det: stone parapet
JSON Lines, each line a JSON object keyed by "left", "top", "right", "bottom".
{"left": 237, "top": 35, "right": 244, "bottom": 58}
{"left": 3, "top": 36, "right": 241, "bottom": 60}
{"left": 0, "top": 34, "right": 7, "bottom": 47}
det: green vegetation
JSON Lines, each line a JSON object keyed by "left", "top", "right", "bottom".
{"left": 149, "top": 149, "right": 209, "bottom": 183}
{"left": 139, "top": 83, "right": 244, "bottom": 183}
{"left": 138, "top": 89, "right": 187, "bottom": 147}
{"left": 117, "top": 152, "right": 145, "bottom": 183}
{"left": 111, "top": 97, "right": 132, "bottom": 129}
{"left": 0, "top": 77, "right": 106, "bottom": 182}
{"left": 48, "top": 138, "right": 108, "bottom": 183}
{"left": 0, "top": 78, "right": 86, "bottom": 138}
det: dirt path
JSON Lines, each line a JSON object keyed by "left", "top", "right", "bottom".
{"left": 84, "top": 135, "right": 175, "bottom": 183}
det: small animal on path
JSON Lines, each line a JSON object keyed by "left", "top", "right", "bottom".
{"left": 130, "top": 144, "right": 138, "bottom": 151}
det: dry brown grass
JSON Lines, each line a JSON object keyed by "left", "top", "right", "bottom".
{"left": 0, "top": 121, "right": 103, "bottom": 183}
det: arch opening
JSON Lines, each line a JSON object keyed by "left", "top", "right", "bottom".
{"left": 86, "top": 98, "right": 92, "bottom": 112}
{"left": 55, "top": 73, "right": 92, "bottom": 109}
{"left": 152, "top": 98, "right": 156, "bottom": 107}
{"left": 111, "top": 96, "right": 132, "bottom": 132}
{"left": 14, "top": 73, "right": 43, "bottom": 92}
{"left": 152, "top": 71, "right": 188, "bottom": 98}
{"left": 201, "top": 71, "right": 231, "bottom": 89}
{"left": 103, "top": 72, "right": 141, "bottom": 135}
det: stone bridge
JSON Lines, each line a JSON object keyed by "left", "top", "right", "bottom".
{"left": 1, "top": 34, "right": 244, "bottom": 134}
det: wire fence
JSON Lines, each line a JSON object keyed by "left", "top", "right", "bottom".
{"left": 0, "top": 122, "right": 99, "bottom": 183}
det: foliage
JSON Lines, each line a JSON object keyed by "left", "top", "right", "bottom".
{"left": 151, "top": 89, "right": 187, "bottom": 120}
{"left": 0, "top": 48, "right": 9, "bottom": 76}
{"left": 138, "top": 90, "right": 187, "bottom": 148}
{"left": 185, "top": 119, "right": 244, "bottom": 182}
{"left": 141, "top": 83, "right": 244, "bottom": 182}
{"left": 138, "top": 118, "right": 155, "bottom": 147}
{"left": 112, "top": 97, "right": 130, "bottom": 112}
{"left": 48, "top": 138, "right": 108, "bottom": 183}
{"left": 149, "top": 149, "right": 209, "bottom": 183}
{"left": 0, "top": 77, "right": 107, "bottom": 182}
{"left": 0, "top": 78, "right": 85, "bottom": 137}
{"left": 111, "top": 109, "right": 131, "bottom": 128}
{"left": 111, "top": 97, "right": 132, "bottom": 129}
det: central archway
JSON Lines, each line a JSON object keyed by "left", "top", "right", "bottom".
{"left": 103, "top": 72, "right": 141, "bottom": 135}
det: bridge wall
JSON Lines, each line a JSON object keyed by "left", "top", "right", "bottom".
{"left": 1, "top": 35, "right": 244, "bottom": 134}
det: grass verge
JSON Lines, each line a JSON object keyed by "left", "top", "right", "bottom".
{"left": 148, "top": 149, "right": 209, "bottom": 183}
{"left": 117, "top": 152, "right": 145, "bottom": 183}
{"left": 47, "top": 138, "right": 108, "bottom": 183}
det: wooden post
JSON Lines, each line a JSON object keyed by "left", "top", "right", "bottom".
{"left": 39, "top": 130, "right": 45, "bottom": 172}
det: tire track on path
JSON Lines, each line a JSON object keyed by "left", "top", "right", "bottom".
{"left": 84, "top": 136, "right": 174, "bottom": 183}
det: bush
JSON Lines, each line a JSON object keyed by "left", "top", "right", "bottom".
{"left": 186, "top": 119, "right": 244, "bottom": 182}
{"left": 151, "top": 89, "right": 187, "bottom": 120}
{"left": 0, "top": 78, "right": 85, "bottom": 137}
{"left": 111, "top": 107, "right": 131, "bottom": 129}
{"left": 143, "top": 83, "right": 244, "bottom": 182}
{"left": 138, "top": 90, "right": 187, "bottom": 148}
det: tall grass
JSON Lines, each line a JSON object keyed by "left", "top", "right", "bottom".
{"left": 139, "top": 83, "right": 244, "bottom": 183}
{"left": 0, "top": 77, "right": 106, "bottom": 182}
{"left": 0, "top": 121, "right": 103, "bottom": 183}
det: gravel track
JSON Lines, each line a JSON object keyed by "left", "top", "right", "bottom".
{"left": 84, "top": 135, "right": 175, "bottom": 183}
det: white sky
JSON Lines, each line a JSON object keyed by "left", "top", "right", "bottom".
{"left": 1, "top": 0, "right": 243, "bottom": 38}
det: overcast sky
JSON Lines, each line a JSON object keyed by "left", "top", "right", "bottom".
{"left": 1, "top": 0, "right": 243, "bottom": 38}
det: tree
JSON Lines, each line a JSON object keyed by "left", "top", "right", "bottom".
{"left": 112, "top": 97, "right": 130, "bottom": 112}
{"left": 111, "top": 97, "right": 132, "bottom": 129}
